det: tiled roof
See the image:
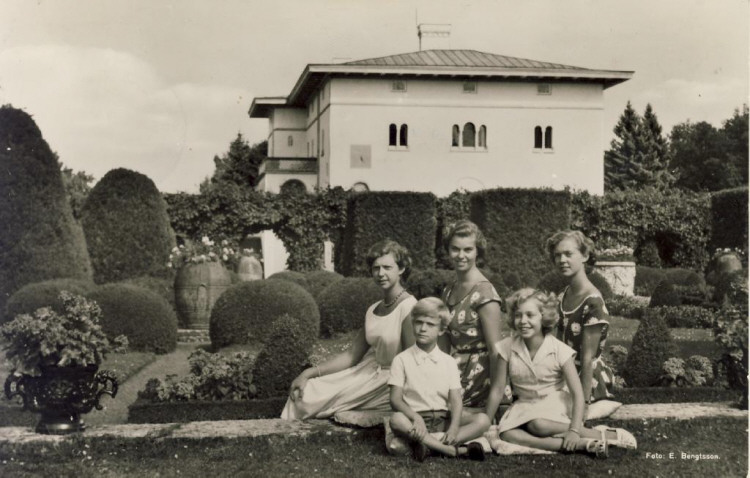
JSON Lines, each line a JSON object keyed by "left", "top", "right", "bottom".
{"left": 344, "top": 50, "right": 587, "bottom": 70}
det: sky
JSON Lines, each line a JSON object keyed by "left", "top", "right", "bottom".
{"left": 1, "top": 0, "right": 747, "bottom": 193}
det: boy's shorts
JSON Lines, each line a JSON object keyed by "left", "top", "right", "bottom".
{"left": 418, "top": 410, "right": 450, "bottom": 433}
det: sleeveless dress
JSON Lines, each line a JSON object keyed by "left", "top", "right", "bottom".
{"left": 442, "top": 281, "right": 507, "bottom": 407}
{"left": 281, "top": 296, "right": 417, "bottom": 420}
{"left": 556, "top": 288, "right": 615, "bottom": 401}
{"left": 496, "top": 334, "right": 577, "bottom": 433}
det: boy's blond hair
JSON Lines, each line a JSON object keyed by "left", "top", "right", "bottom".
{"left": 411, "top": 297, "right": 451, "bottom": 329}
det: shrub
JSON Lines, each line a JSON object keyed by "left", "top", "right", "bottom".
{"left": 120, "top": 276, "right": 176, "bottom": 313}
{"left": 406, "top": 269, "right": 454, "bottom": 300}
{"left": 606, "top": 296, "right": 647, "bottom": 319}
{"left": 304, "top": 270, "right": 344, "bottom": 299}
{"left": 635, "top": 240, "right": 662, "bottom": 268}
{"left": 646, "top": 305, "right": 715, "bottom": 328}
{"left": 267, "top": 270, "right": 311, "bottom": 293}
{"left": 209, "top": 279, "right": 319, "bottom": 349}
{"left": 0, "top": 105, "right": 92, "bottom": 314}
{"left": 649, "top": 280, "right": 682, "bottom": 307}
{"left": 535, "top": 269, "right": 613, "bottom": 300}
{"left": 649, "top": 269, "right": 707, "bottom": 307}
{"left": 712, "top": 270, "right": 747, "bottom": 304}
{"left": 89, "top": 283, "right": 177, "bottom": 354}
{"left": 709, "top": 187, "right": 748, "bottom": 252}
{"left": 3, "top": 278, "right": 96, "bottom": 325}
{"left": 714, "top": 277, "right": 748, "bottom": 408}
{"left": 317, "top": 277, "right": 382, "bottom": 337}
{"left": 622, "top": 309, "right": 678, "bottom": 387}
{"left": 339, "top": 192, "right": 437, "bottom": 276}
{"left": 81, "top": 168, "right": 175, "bottom": 284}
{"left": 659, "top": 355, "right": 714, "bottom": 387}
{"left": 471, "top": 188, "right": 571, "bottom": 281}
{"left": 634, "top": 266, "right": 666, "bottom": 296}
{"left": 253, "top": 314, "right": 314, "bottom": 399}
{"left": 137, "top": 349, "right": 256, "bottom": 402}
{"left": 603, "top": 345, "right": 629, "bottom": 377}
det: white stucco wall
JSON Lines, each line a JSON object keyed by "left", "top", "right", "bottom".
{"left": 268, "top": 108, "right": 307, "bottom": 158}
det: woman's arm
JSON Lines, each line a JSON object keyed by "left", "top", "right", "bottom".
{"left": 484, "top": 355, "right": 508, "bottom": 421}
{"left": 561, "top": 357, "right": 585, "bottom": 451}
{"left": 477, "top": 301, "right": 503, "bottom": 381}
{"left": 579, "top": 324, "right": 604, "bottom": 404}
{"left": 400, "top": 313, "right": 416, "bottom": 351}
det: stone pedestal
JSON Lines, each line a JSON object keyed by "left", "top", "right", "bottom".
{"left": 594, "top": 261, "right": 636, "bottom": 296}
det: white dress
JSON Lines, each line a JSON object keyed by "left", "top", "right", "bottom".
{"left": 497, "top": 334, "right": 577, "bottom": 434}
{"left": 281, "top": 296, "right": 416, "bottom": 420}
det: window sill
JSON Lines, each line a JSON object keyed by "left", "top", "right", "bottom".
{"left": 532, "top": 148, "right": 555, "bottom": 154}
{"left": 451, "top": 147, "right": 488, "bottom": 153}
{"left": 388, "top": 146, "right": 409, "bottom": 152}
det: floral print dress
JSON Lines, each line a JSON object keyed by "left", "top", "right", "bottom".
{"left": 442, "top": 281, "right": 506, "bottom": 407}
{"left": 557, "top": 288, "right": 615, "bottom": 401}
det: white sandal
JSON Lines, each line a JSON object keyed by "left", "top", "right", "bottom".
{"left": 594, "top": 425, "right": 637, "bottom": 450}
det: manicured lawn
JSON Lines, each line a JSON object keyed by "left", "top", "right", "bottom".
{"left": 0, "top": 417, "right": 745, "bottom": 477}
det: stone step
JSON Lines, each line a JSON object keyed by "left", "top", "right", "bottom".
{"left": 177, "top": 329, "right": 210, "bottom": 343}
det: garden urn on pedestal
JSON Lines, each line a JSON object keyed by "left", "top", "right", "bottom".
{"left": 175, "top": 262, "right": 232, "bottom": 329}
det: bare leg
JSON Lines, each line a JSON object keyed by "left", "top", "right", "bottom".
{"left": 390, "top": 412, "right": 491, "bottom": 458}
{"left": 526, "top": 419, "right": 616, "bottom": 441}
{"left": 500, "top": 429, "right": 594, "bottom": 452}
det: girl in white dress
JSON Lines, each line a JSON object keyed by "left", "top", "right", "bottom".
{"left": 484, "top": 289, "right": 636, "bottom": 457}
{"left": 281, "top": 240, "right": 417, "bottom": 420}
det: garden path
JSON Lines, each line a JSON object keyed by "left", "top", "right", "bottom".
{"left": 85, "top": 343, "right": 201, "bottom": 427}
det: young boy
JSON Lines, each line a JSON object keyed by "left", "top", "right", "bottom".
{"left": 388, "top": 297, "right": 490, "bottom": 461}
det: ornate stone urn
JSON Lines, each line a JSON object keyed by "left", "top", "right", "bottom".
{"left": 174, "top": 262, "right": 232, "bottom": 329}
{"left": 5, "top": 364, "right": 118, "bottom": 435}
{"left": 594, "top": 261, "right": 637, "bottom": 296}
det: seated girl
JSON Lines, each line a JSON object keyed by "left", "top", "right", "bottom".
{"left": 484, "top": 289, "right": 636, "bottom": 457}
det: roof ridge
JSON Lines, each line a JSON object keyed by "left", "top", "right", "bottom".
{"left": 342, "top": 49, "right": 588, "bottom": 70}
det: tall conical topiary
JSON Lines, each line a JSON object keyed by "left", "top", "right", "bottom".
{"left": 622, "top": 309, "right": 678, "bottom": 387}
{"left": 0, "top": 105, "right": 92, "bottom": 313}
{"left": 81, "top": 168, "right": 175, "bottom": 284}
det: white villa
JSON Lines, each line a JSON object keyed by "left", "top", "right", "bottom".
{"left": 248, "top": 47, "right": 632, "bottom": 274}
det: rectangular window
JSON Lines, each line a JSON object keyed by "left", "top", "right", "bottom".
{"left": 463, "top": 82, "right": 477, "bottom": 94}
{"left": 537, "top": 84, "right": 551, "bottom": 95}
{"left": 391, "top": 80, "right": 407, "bottom": 92}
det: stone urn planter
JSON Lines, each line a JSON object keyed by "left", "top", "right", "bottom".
{"left": 174, "top": 262, "right": 232, "bottom": 329}
{"left": 237, "top": 255, "right": 263, "bottom": 281}
{"left": 5, "top": 364, "right": 118, "bottom": 435}
{"left": 594, "top": 261, "right": 636, "bottom": 296}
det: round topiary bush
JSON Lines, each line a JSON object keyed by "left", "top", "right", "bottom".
{"left": 713, "top": 270, "right": 747, "bottom": 305}
{"left": 648, "top": 279, "right": 682, "bottom": 307}
{"left": 406, "top": 269, "right": 454, "bottom": 300}
{"left": 120, "top": 275, "right": 176, "bottom": 313}
{"left": 89, "top": 283, "right": 177, "bottom": 354}
{"left": 0, "top": 105, "right": 92, "bottom": 314}
{"left": 209, "top": 279, "right": 320, "bottom": 349}
{"left": 634, "top": 266, "right": 666, "bottom": 296}
{"left": 536, "top": 270, "right": 613, "bottom": 300}
{"left": 622, "top": 309, "right": 678, "bottom": 387}
{"left": 252, "top": 314, "right": 314, "bottom": 399}
{"left": 317, "top": 278, "right": 382, "bottom": 338}
{"left": 304, "top": 270, "right": 344, "bottom": 298}
{"left": 3, "top": 278, "right": 96, "bottom": 325}
{"left": 81, "top": 168, "right": 175, "bottom": 284}
{"left": 267, "top": 271, "right": 311, "bottom": 293}
{"left": 635, "top": 240, "right": 662, "bottom": 268}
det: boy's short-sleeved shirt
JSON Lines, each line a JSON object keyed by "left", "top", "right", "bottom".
{"left": 388, "top": 344, "right": 462, "bottom": 413}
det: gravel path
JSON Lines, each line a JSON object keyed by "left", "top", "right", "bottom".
{"left": 85, "top": 343, "right": 201, "bottom": 426}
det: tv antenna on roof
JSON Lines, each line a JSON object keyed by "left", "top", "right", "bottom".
{"left": 417, "top": 22, "right": 452, "bottom": 51}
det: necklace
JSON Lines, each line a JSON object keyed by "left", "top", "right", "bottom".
{"left": 383, "top": 289, "right": 407, "bottom": 308}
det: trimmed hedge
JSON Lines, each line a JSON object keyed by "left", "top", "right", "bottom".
{"left": 406, "top": 269, "right": 454, "bottom": 300}
{"left": 709, "top": 187, "right": 748, "bottom": 251}
{"left": 0, "top": 105, "right": 93, "bottom": 314}
{"left": 606, "top": 296, "right": 647, "bottom": 319}
{"left": 470, "top": 188, "right": 571, "bottom": 280}
{"left": 127, "top": 397, "right": 286, "bottom": 424}
{"left": 634, "top": 266, "right": 666, "bottom": 296}
{"left": 82, "top": 168, "right": 175, "bottom": 284}
{"left": 435, "top": 191, "right": 471, "bottom": 269}
{"left": 649, "top": 305, "right": 716, "bottom": 328}
{"left": 3, "top": 278, "right": 96, "bottom": 325}
{"left": 536, "top": 269, "right": 614, "bottom": 300}
{"left": 572, "top": 189, "right": 711, "bottom": 270}
{"left": 252, "top": 314, "right": 314, "bottom": 399}
{"left": 317, "top": 278, "right": 382, "bottom": 337}
{"left": 267, "top": 270, "right": 311, "bottom": 293}
{"left": 120, "top": 275, "right": 176, "bottom": 313}
{"left": 339, "top": 192, "right": 437, "bottom": 276}
{"left": 649, "top": 269, "right": 707, "bottom": 307}
{"left": 649, "top": 280, "right": 682, "bottom": 307}
{"left": 622, "top": 309, "right": 678, "bottom": 387}
{"left": 304, "top": 270, "right": 344, "bottom": 298}
{"left": 209, "top": 279, "right": 320, "bottom": 348}
{"left": 89, "top": 283, "right": 178, "bottom": 354}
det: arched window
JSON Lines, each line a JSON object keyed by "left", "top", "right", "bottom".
{"left": 389, "top": 123, "right": 397, "bottom": 146}
{"left": 545, "top": 126, "right": 553, "bottom": 149}
{"left": 462, "top": 122, "right": 476, "bottom": 147}
{"left": 287, "top": 135, "right": 293, "bottom": 147}
{"left": 351, "top": 182, "right": 370, "bottom": 193}
{"left": 280, "top": 179, "right": 307, "bottom": 195}
{"left": 478, "top": 125, "right": 487, "bottom": 148}
{"left": 452, "top": 125, "right": 460, "bottom": 147}
{"left": 399, "top": 124, "right": 408, "bottom": 147}
{"left": 534, "top": 126, "right": 543, "bottom": 149}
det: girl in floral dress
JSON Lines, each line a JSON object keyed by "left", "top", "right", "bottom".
{"left": 440, "top": 220, "right": 508, "bottom": 409}
{"left": 546, "top": 231, "right": 615, "bottom": 407}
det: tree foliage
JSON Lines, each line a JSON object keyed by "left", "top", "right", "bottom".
{"left": 60, "top": 163, "right": 94, "bottom": 220}
{"left": 202, "top": 134, "right": 266, "bottom": 191}
{"left": 604, "top": 102, "right": 673, "bottom": 191}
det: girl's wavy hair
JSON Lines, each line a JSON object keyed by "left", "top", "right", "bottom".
{"left": 365, "top": 239, "right": 412, "bottom": 282}
{"left": 546, "top": 230, "right": 597, "bottom": 267}
{"left": 506, "top": 288, "right": 559, "bottom": 335}
{"left": 442, "top": 220, "right": 487, "bottom": 261}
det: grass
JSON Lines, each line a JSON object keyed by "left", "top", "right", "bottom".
{"left": 0, "top": 417, "right": 745, "bottom": 477}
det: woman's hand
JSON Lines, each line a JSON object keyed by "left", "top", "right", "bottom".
{"left": 562, "top": 430, "right": 580, "bottom": 451}
{"left": 410, "top": 416, "right": 428, "bottom": 442}
{"left": 288, "top": 374, "right": 309, "bottom": 402}
{"left": 442, "top": 424, "right": 460, "bottom": 445}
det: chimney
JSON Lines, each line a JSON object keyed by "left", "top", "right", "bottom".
{"left": 418, "top": 24, "right": 451, "bottom": 51}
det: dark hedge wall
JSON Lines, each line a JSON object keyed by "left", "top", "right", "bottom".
{"left": 339, "top": 192, "right": 437, "bottom": 276}
{"left": 470, "top": 188, "right": 571, "bottom": 281}
{"left": 710, "top": 187, "right": 748, "bottom": 251}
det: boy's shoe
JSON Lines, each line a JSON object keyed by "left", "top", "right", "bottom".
{"left": 465, "top": 442, "right": 486, "bottom": 461}
{"left": 410, "top": 440, "right": 428, "bottom": 462}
